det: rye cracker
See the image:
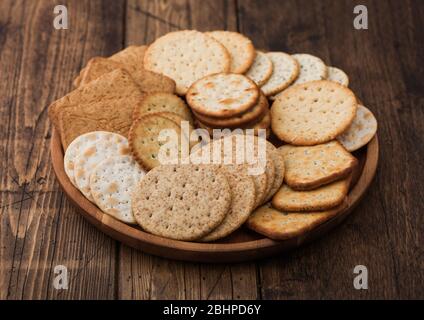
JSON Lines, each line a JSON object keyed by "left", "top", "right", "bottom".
{"left": 89, "top": 155, "right": 146, "bottom": 224}
{"left": 271, "top": 80, "right": 358, "bottom": 145}
{"left": 327, "top": 66, "right": 349, "bottom": 87}
{"left": 187, "top": 73, "right": 259, "bottom": 117}
{"left": 245, "top": 51, "right": 273, "bottom": 86}
{"left": 131, "top": 164, "right": 231, "bottom": 241}
{"left": 279, "top": 141, "right": 357, "bottom": 190}
{"left": 337, "top": 105, "right": 377, "bottom": 152}
{"left": 144, "top": 30, "right": 231, "bottom": 95}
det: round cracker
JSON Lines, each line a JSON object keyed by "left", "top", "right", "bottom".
{"left": 291, "top": 53, "right": 327, "bottom": 85}
{"left": 200, "top": 166, "right": 256, "bottom": 242}
{"left": 263, "top": 141, "right": 285, "bottom": 203}
{"left": 245, "top": 51, "right": 273, "bottom": 86}
{"left": 261, "top": 52, "right": 300, "bottom": 96}
{"left": 73, "top": 132, "right": 130, "bottom": 201}
{"left": 132, "top": 164, "right": 231, "bottom": 241}
{"left": 327, "top": 66, "right": 349, "bottom": 87}
{"left": 271, "top": 80, "right": 357, "bottom": 145}
{"left": 129, "top": 113, "right": 189, "bottom": 170}
{"left": 337, "top": 105, "right": 377, "bottom": 151}
{"left": 187, "top": 73, "right": 259, "bottom": 117}
{"left": 89, "top": 155, "right": 146, "bottom": 224}
{"left": 143, "top": 30, "right": 231, "bottom": 95}
{"left": 206, "top": 31, "right": 256, "bottom": 74}
{"left": 133, "top": 92, "right": 193, "bottom": 124}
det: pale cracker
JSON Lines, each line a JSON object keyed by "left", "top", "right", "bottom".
{"left": 206, "top": 31, "right": 256, "bottom": 74}
{"left": 89, "top": 155, "right": 146, "bottom": 224}
{"left": 272, "top": 176, "right": 351, "bottom": 212}
{"left": 261, "top": 52, "right": 300, "bottom": 96}
{"left": 291, "top": 53, "right": 328, "bottom": 85}
{"left": 187, "top": 73, "right": 259, "bottom": 117}
{"left": 246, "top": 202, "right": 347, "bottom": 240}
{"left": 131, "top": 164, "right": 231, "bottom": 241}
{"left": 271, "top": 80, "right": 358, "bottom": 145}
{"left": 144, "top": 30, "right": 231, "bottom": 95}
{"left": 73, "top": 132, "right": 130, "bottom": 201}
{"left": 327, "top": 66, "right": 349, "bottom": 87}
{"left": 279, "top": 141, "right": 357, "bottom": 190}
{"left": 245, "top": 51, "right": 274, "bottom": 86}
{"left": 337, "top": 105, "right": 377, "bottom": 152}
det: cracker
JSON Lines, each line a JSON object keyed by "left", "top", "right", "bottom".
{"left": 187, "top": 73, "right": 259, "bottom": 117}
{"left": 279, "top": 141, "right": 357, "bottom": 190}
{"left": 337, "top": 105, "right": 377, "bottom": 152}
{"left": 144, "top": 30, "right": 231, "bottom": 95}
{"left": 129, "top": 113, "right": 189, "bottom": 170}
{"left": 263, "top": 141, "right": 285, "bottom": 203}
{"left": 206, "top": 31, "right": 256, "bottom": 74}
{"left": 246, "top": 202, "right": 347, "bottom": 240}
{"left": 89, "top": 155, "right": 146, "bottom": 224}
{"left": 132, "top": 92, "right": 193, "bottom": 124}
{"left": 245, "top": 51, "right": 274, "bottom": 86}
{"left": 131, "top": 164, "right": 231, "bottom": 241}
{"left": 201, "top": 166, "right": 256, "bottom": 241}
{"left": 270, "top": 80, "right": 358, "bottom": 145}
{"left": 78, "top": 57, "right": 123, "bottom": 87}
{"left": 73, "top": 132, "right": 130, "bottom": 201}
{"left": 192, "top": 91, "right": 268, "bottom": 128}
{"left": 261, "top": 52, "right": 300, "bottom": 96}
{"left": 292, "top": 53, "right": 328, "bottom": 85}
{"left": 327, "top": 66, "right": 349, "bottom": 87}
{"left": 272, "top": 176, "right": 351, "bottom": 212}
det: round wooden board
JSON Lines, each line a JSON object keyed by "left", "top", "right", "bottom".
{"left": 50, "top": 129, "right": 378, "bottom": 263}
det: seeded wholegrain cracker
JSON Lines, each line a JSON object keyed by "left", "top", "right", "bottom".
{"left": 206, "top": 31, "right": 256, "bottom": 74}
{"left": 144, "top": 30, "right": 231, "bottom": 95}
{"left": 279, "top": 141, "right": 357, "bottom": 190}
{"left": 263, "top": 142, "right": 285, "bottom": 203}
{"left": 132, "top": 164, "right": 231, "bottom": 241}
{"left": 337, "top": 105, "right": 377, "bottom": 152}
{"left": 245, "top": 51, "right": 274, "bottom": 86}
{"left": 327, "top": 66, "right": 349, "bottom": 87}
{"left": 90, "top": 155, "right": 146, "bottom": 224}
{"left": 271, "top": 80, "right": 358, "bottom": 145}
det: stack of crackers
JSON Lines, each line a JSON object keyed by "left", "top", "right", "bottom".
{"left": 48, "top": 30, "right": 378, "bottom": 243}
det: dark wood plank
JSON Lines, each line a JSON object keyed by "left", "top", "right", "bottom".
{"left": 238, "top": 0, "right": 424, "bottom": 299}
{"left": 0, "top": 0, "right": 125, "bottom": 299}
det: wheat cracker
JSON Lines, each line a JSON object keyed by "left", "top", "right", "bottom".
{"left": 245, "top": 51, "right": 274, "bottom": 86}
{"left": 263, "top": 142, "right": 285, "bottom": 203}
{"left": 327, "top": 66, "right": 349, "bottom": 87}
{"left": 292, "top": 53, "right": 328, "bottom": 85}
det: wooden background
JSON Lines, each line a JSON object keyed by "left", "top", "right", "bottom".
{"left": 1, "top": 0, "right": 423, "bottom": 300}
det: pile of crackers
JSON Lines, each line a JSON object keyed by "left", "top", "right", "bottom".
{"left": 48, "top": 30, "right": 378, "bottom": 242}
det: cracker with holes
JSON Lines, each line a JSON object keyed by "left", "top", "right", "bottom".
{"left": 129, "top": 113, "right": 189, "bottom": 170}
{"left": 89, "top": 155, "right": 146, "bottom": 224}
{"left": 292, "top": 53, "right": 328, "bottom": 85}
{"left": 279, "top": 141, "right": 357, "bottom": 190}
{"left": 187, "top": 73, "right": 259, "bottom": 117}
{"left": 246, "top": 202, "right": 347, "bottom": 240}
{"left": 144, "top": 30, "right": 231, "bottom": 95}
{"left": 261, "top": 52, "right": 300, "bottom": 96}
{"left": 271, "top": 80, "right": 357, "bottom": 145}
{"left": 327, "top": 66, "right": 349, "bottom": 87}
{"left": 131, "top": 164, "right": 231, "bottom": 241}
{"left": 337, "top": 105, "right": 377, "bottom": 151}
{"left": 133, "top": 92, "right": 193, "bottom": 124}
{"left": 272, "top": 176, "right": 351, "bottom": 212}
{"left": 73, "top": 132, "right": 130, "bottom": 201}
{"left": 206, "top": 31, "right": 256, "bottom": 74}
{"left": 245, "top": 51, "right": 274, "bottom": 86}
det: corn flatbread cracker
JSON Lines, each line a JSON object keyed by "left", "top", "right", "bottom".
{"left": 73, "top": 132, "right": 130, "bottom": 201}
{"left": 292, "top": 53, "right": 328, "bottom": 85}
{"left": 245, "top": 51, "right": 273, "bottom": 86}
{"left": 272, "top": 176, "right": 351, "bottom": 212}
{"left": 246, "top": 202, "right": 347, "bottom": 240}
{"left": 206, "top": 31, "right": 256, "bottom": 74}
{"left": 261, "top": 52, "right": 300, "bottom": 96}
{"left": 279, "top": 141, "right": 357, "bottom": 190}
{"left": 144, "top": 30, "right": 231, "bottom": 95}
{"left": 271, "top": 80, "right": 358, "bottom": 145}
{"left": 187, "top": 73, "right": 259, "bottom": 117}
{"left": 337, "top": 105, "right": 377, "bottom": 152}
{"left": 131, "top": 164, "right": 231, "bottom": 241}
{"left": 90, "top": 155, "right": 146, "bottom": 224}
{"left": 327, "top": 66, "right": 349, "bottom": 87}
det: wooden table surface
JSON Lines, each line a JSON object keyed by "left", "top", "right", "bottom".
{"left": 1, "top": 0, "right": 423, "bottom": 300}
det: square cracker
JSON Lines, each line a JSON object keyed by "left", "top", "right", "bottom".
{"left": 279, "top": 141, "right": 357, "bottom": 190}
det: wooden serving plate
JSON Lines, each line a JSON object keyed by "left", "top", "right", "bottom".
{"left": 50, "top": 129, "right": 378, "bottom": 263}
